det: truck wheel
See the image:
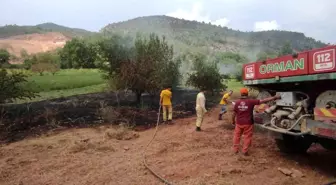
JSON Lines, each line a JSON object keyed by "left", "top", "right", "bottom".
{"left": 275, "top": 134, "right": 312, "bottom": 154}
{"left": 319, "top": 138, "right": 336, "bottom": 151}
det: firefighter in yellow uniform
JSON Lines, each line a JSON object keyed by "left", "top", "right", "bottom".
{"left": 160, "top": 86, "right": 173, "bottom": 124}
{"left": 219, "top": 90, "right": 233, "bottom": 120}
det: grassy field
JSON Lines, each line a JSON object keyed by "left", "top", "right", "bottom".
{"left": 25, "top": 69, "right": 105, "bottom": 92}
{"left": 226, "top": 79, "right": 243, "bottom": 91}
{"left": 11, "top": 69, "right": 243, "bottom": 104}
{"left": 14, "top": 69, "right": 108, "bottom": 103}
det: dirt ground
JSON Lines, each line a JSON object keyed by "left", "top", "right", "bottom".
{"left": 0, "top": 32, "right": 69, "bottom": 60}
{"left": 0, "top": 106, "right": 335, "bottom": 185}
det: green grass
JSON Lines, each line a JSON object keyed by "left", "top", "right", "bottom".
{"left": 10, "top": 68, "right": 244, "bottom": 104}
{"left": 226, "top": 79, "right": 243, "bottom": 91}
{"left": 15, "top": 84, "right": 108, "bottom": 104}
{"left": 9, "top": 69, "right": 108, "bottom": 103}
{"left": 25, "top": 69, "right": 105, "bottom": 93}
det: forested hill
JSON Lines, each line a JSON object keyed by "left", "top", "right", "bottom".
{"left": 0, "top": 16, "right": 328, "bottom": 61}
{"left": 0, "top": 23, "right": 94, "bottom": 38}
{"left": 101, "top": 15, "right": 327, "bottom": 60}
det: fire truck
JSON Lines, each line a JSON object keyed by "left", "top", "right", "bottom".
{"left": 243, "top": 45, "right": 336, "bottom": 153}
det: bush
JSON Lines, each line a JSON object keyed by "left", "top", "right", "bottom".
{"left": 186, "top": 53, "right": 227, "bottom": 92}
{"left": 30, "top": 52, "right": 60, "bottom": 75}
{"left": 0, "top": 49, "right": 10, "bottom": 65}
{"left": 59, "top": 38, "right": 98, "bottom": 69}
{"left": 0, "top": 69, "right": 35, "bottom": 103}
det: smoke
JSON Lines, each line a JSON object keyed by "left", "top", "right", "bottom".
{"left": 218, "top": 63, "right": 237, "bottom": 75}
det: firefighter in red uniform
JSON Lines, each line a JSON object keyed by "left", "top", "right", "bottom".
{"left": 232, "top": 88, "right": 281, "bottom": 156}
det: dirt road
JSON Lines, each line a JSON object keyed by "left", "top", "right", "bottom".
{"left": 0, "top": 107, "right": 335, "bottom": 185}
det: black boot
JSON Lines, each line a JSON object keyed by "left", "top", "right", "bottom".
{"left": 218, "top": 114, "right": 223, "bottom": 120}
{"left": 196, "top": 127, "right": 201, "bottom": 131}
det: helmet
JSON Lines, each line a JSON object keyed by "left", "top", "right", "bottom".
{"left": 240, "top": 88, "right": 248, "bottom": 95}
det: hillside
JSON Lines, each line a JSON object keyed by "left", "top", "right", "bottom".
{"left": 0, "top": 23, "right": 95, "bottom": 58}
{"left": 0, "top": 23, "right": 94, "bottom": 39}
{"left": 101, "top": 15, "right": 327, "bottom": 60}
{"left": 0, "top": 32, "right": 70, "bottom": 58}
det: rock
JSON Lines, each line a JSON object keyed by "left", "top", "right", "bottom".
{"left": 81, "top": 138, "right": 90, "bottom": 143}
{"left": 278, "top": 167, "right": 292, "bottom": 176}
{"left": 258, "top": 159, "right": 268, "bottom": 164}
{"left": 229, "top": 168, "right": 242, "bottom": 174}
{"left": 123, "top": 146, "right": 130, "bottom": 151}
{"left": 291, "top": 168, "right": 304, "bottom": 178}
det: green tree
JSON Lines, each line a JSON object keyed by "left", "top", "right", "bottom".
{"left": 59, "top": 38, "right": 97, "bottom": 69}
{"left": 97, "top": 34, "right": 134, "bottom": 79}
{"left": 0, "top": 69, "right": 35, "bottom": 103}
{"left": 233, "top": 65, "right": 243, "bottom": 82}
{"left": 186, "top": 53, "right": 226, "bottom": 92}
{"left": 278, "top": 41, "right": 294, "bottom": 57}
{"left": 215, "top": 52, "right": 248, "bottom": 64}
{"left": 0, "top": 49, "right": 10, "bottom": 65}
{"left": 126, "top": 34, "right": 180, "bottom": 98}
{"left": 256, "top": 50, "right": 278, "bottom": 61}
{"left": 98, "top": 33, "right": 181, "bottom": 104}
{"left": 31, "top": 52, "right": 60, "bottom": 75}
{"left": 20, "top": 49, "right": 29, "bottom": 59}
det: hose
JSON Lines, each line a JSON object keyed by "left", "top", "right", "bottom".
{"left": 142, "top": 105, "right": 175, "bottom": 185}
{"left": 270, "top": 114, "right": 312, "bottom": 131}
{"left": 323, "top": 181, "right": 336, "bottom": 185}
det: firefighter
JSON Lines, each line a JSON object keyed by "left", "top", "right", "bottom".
{"left": 219, "top": 90, "right": 233, "bottom": 120}
{"left": 231, "top": 88, "right": 281, "bottom": 156}
{"left": 160, "top": 86, "right": 173, "bottom": 124}
{"left": 195, "top": 88, "right": 207, "bottom": 131}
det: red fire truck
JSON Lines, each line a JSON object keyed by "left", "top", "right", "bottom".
{"left": 243, "top": 45, "right": 336, "bottom": 153}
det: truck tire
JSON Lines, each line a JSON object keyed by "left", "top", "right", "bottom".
{"left": 275, "top": 134, "right": 312, "bottom": 154}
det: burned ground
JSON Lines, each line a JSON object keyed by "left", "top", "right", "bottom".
{"left": 0, "top": 89, "right": 216, "bottom": 143}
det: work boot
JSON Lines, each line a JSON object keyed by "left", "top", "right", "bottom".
{"left": 218, "top": 114, "right": 223, "bottom": 120}
{"left": 196, "top": 127, "right": 201, "bottom": 132}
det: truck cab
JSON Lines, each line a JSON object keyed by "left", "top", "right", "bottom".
{"left": 243, "top": 45, "right": 336, "bottom": 153}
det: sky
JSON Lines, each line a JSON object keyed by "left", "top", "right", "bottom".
{"left": 1, "top": 0, "right": 336, "bottom": 43}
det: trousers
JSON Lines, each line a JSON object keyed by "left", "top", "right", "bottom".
{"left": 196, "top": 106, "right": 205, "bottom": 127}
{"left": 233, "top": 124, "right": 254, "bottom": 153}
{"left": 162, "top": 105, "right": 172, "bottom": 121}
{"left": 220, "top": 105, "right": 227, "bottom": 114}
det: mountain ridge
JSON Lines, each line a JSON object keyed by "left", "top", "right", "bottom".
{"left": 0, "top": 22, "right": 94, "bottom": 38}
{"left": 101, "top": 15, "right": 326, "bottom": 60}
{"left": 0, "top": 15, "right": 328, "bottom": 60}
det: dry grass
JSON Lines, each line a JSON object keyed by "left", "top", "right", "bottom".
{"left": 105, "top": 126, "right": 139, "bottom": 141}
{"left": 98, "top": 103, "right": 120, "bottom": 124}
{"left": 0, "top": 107, "right": 332, "bottom": 185}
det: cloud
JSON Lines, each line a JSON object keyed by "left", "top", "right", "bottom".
{"left": 211, "top": 18, "right": 230, "bottom": 27}
{"left": 166, "top": 2, "right": 230, "bottom": 27}
{"left": 254, "top": 20, "right": 280, "bottom": 31}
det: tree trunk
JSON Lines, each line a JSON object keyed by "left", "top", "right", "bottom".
{"left": 149, "top": 94, "right": 156, "bottom": 109}
{"left": 136, "top": 92, "right": 142, "bottom": 107}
